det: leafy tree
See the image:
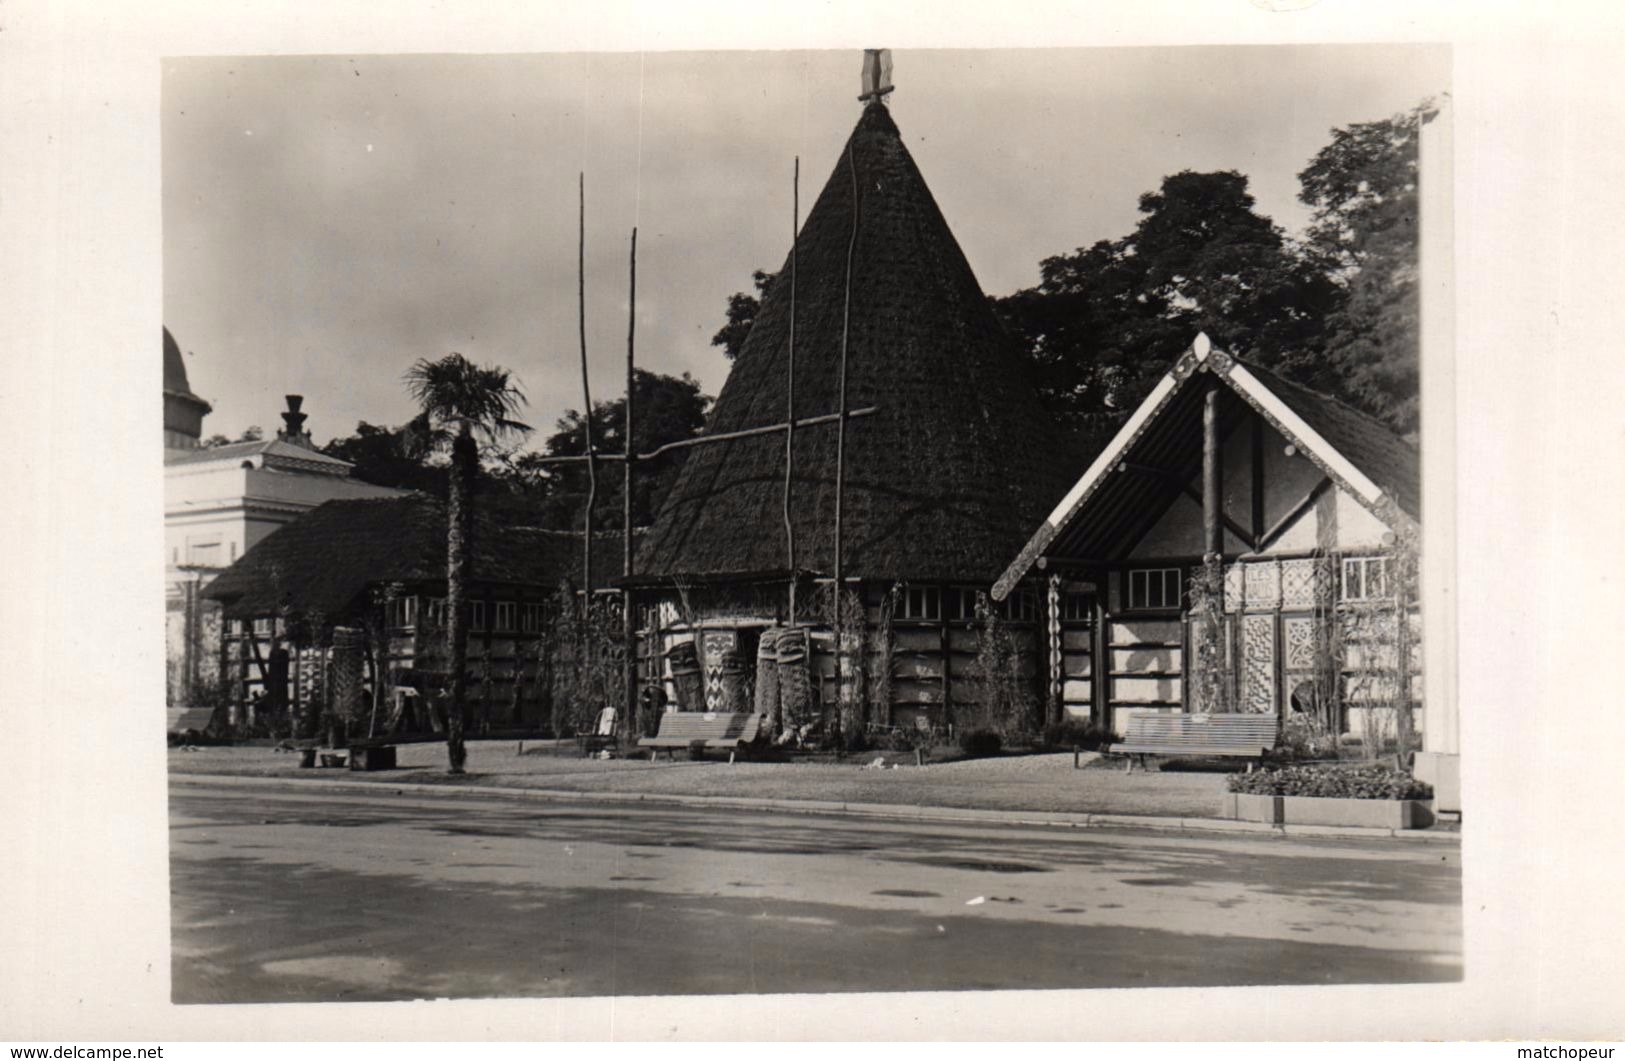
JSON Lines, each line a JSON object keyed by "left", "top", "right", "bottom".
{"left": 710, "top": 269, "right": 777, "bottom": 361}
{"left": 1298, "top": 101, "right": 1435, "bottom": 433}
{"left": 514, "top": 370, "right": 712, "bottom": 532}
{"left": 994, "top": 170, "right": 1334, "bottom": 447}
{"left": 403, "top": 353, "right": 529, "bottom": 774}
{"left": 320, "top": 417, "right": 445, "bottom": 493}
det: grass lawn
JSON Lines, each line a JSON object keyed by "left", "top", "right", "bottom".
{"left": 170, "top": 741, "right": 1233, "bottom": 819}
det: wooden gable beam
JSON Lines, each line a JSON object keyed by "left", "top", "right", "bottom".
{"left": 1252, "top": 475, "right": 1333, "bottom": 554}
{"left": 1114, "top": 461, "right": 1257, "bottom": 550}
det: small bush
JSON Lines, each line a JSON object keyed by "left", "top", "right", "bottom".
{"left": 1042, "top": 719, "right": 1119, "bottom": 751}
{"left": 885, "top": 725, "right": 937, "bottom": 752}
{"left": 1228, "top": 763, "right": 1433, "bottom": 800}
{"left": 959, "top": 729, "right": 1003, "bottom": 758}
{"left": 1269, "top": 714, "right": 1344, "bottom": 763}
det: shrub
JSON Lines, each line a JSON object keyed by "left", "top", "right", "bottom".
{"left": 959, "top": 728, "right": 1003, "bottom": 758}
{"left": 1269, "top": 714, "right": 1344, "bottom": 763}
{"left": 1042, "top": 719, "right": 1119, "bottom": 751}
{"left": 1228, "top": 763, "right": 1433, "bottom": 800}
{"left": 886, "top": 725, "right": 937, "bottom": 752}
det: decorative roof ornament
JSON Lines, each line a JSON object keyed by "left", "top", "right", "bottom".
{"left": 859, "top": 49, "right": 894, "bottom": 104}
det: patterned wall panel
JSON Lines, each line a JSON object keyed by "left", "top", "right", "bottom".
{"left": 1244, "top": 561, "right": 1281, "bottom": 611}
{"left": 1241, "top": 613, "right": 1277, "bottom": 714}
{"left": 701, "top": 629, "right": 737, "bottom": 710}
{"left": 1223, "top": 563, "right": 1244, "bottom": 613}
{"left": 1284, "top": 616, "right": 1319, "bottom": 671}
{"left": 1280, "top": 558, "right": 1332, "bottom": 609}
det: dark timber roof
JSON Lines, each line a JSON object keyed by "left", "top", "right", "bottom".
{"left": 993, "top": 339, "right": 1420, "bottom": 598}
{"left": 634, "top": 102, "right": 1073, "bottom": 586}
{"left": 203, "top": 494, "right": 622, "bottom": 619}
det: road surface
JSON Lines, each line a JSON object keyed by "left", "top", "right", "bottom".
{"left": 170, "top": 779, "right": 1461, "bottom": 1002}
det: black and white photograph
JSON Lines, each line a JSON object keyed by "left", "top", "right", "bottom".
{"left": 161, "top": 44, "right": 1458, "bottom": 1003}
{"left": 8, "top": 0, "right": 1625, "bottom": 1048}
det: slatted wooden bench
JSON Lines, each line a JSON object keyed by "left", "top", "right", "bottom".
{"left": 1108, "top": 713, "right": 1278, "bottom": 772}
{"left": 638, "top": 711, "right": 764, "bottom": 763}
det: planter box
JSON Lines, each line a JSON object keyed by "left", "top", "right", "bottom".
{"left": 1223, "top": 793, "right": 1434, "bottom": 829}
{"left": 1280, "top": 795, "right": 1432, "bottom": 829}
{"left": 1222, "top": 792, "right": 1283, "bottom": 824}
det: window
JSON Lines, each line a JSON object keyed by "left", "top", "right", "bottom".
{"left": 522, "top": 603, "right": 547, "bottom": 633}
{"left": 1127, "top": 567, "right": 1182, "bottom": 610}
{"left": 253, "top": 617, "right": 272, "bottom": 635}
{"left": 469, "top": 601, "right": 486, "bottom": 632}
{"left": 1060, "top": 591, "right": 1094, "bottom": 623}
{"left": 425, "top": 598, "right": 448, "bottom": 628}
{"left": 996, "top": 588, "right": 1039, "bottom": 623}
{"left": 944, "top": 588, "right": 978, "bottom": 622}
{"left": 897, "top": 586, "right": 941, "bottom": 621}
{"left": 386, "top": 596, "right": 418, "bottom": 629}
{"left": 1341, "top": 556, "right": 1390, "bottom": 602}
{"left": 494, "top": 601, "right": 516, "bottom": 631}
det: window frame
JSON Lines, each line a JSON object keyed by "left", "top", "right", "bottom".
{"left": 1126, "top": 567, "right": 1183, "bottom": 611}
{"left": 1340, "top": 555, "right": 1391, "bottom": 603}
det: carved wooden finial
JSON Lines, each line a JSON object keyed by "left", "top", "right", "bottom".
{"left": 1193, "top": 332, "right": 1213, "bottom": 361}
{"left": 859, "top": 49, "right": 894, "bottom": 104}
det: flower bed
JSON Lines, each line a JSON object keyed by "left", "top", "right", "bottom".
{"left": 1227, "top": 763, "right": 1432, "bottom": 800}
{"left": 1224, "top": 764, "right": 1434, "bottom": 829}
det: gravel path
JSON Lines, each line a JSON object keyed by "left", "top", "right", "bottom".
{"left": 171, "top": 744, "right": 1231, "bottom": 818}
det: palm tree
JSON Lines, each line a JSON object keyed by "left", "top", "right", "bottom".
{"left": 404, "top": 353, "right": 529, "bottom": 773}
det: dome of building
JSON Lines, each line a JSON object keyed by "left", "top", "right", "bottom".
{"left": 164, "top": 327, "right": 212, "bottom": 452}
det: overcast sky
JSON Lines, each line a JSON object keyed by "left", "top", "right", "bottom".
{"left": 162, "top": 45, "right": 1448, "bottom": 448}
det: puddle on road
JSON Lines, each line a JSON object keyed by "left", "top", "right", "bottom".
{"left": 872, "top": 889, "right": 941, "bottom": 898}
{"left": 894, "top": 856, "right": 1051, "bottom": 874}
{"left": 1121, "top": 878, "right": 1192, "bottom": 887}
{"left": 261, "top": 955, "right": 405, "bottom": 990}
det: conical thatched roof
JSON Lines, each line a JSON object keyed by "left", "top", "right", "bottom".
{"left": 634, "top": 103, "right": 1072, "bottom": 586}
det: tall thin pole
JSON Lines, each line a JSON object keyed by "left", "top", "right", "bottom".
{"left": 784, "top": 157, "right": 799, "bottom": 627}
{"left": 832, "top": 140, "right": 858, "bottom": 728}
{"left": 579, "top": 172, "right": 596, "bottom": 596}
{"left": 623, "top": 227, "right": 638, "bottom": 735}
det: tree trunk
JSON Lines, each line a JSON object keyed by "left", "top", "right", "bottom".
{"left": 445, "top": 425, "right": 476, "bottom": 773}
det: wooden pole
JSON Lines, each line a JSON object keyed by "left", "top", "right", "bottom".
{"left": 1203, "top": 381, "right": 1222, "bottom": 562}
{"left": 1202, "top": 379, "right": 1225, "bottom": 712}
{"left": 578, "top": 172, "right": 596, "bottom": 596}
{"left": 785, "top": 156, "right": 799, "bottom": 627}
{"left": 832, "top": 140, "right": 859, "bottom": 731}
{"left": 623, "top": 227, "right": 637, "bottom": 738}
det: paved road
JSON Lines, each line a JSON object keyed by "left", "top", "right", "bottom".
{"left": 170, "top": 780, "right": 1461, "bottom": 1002}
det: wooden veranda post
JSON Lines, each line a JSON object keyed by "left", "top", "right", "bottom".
{"left": 1201, "top": 374, "right": 1226, "bottom": 712}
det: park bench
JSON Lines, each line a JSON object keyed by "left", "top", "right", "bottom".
{"left": 638, "top": 711, "right": 764, "bottom": 763}
{"left": 1108, "top": 713, "right": 1278, "bottom": 773}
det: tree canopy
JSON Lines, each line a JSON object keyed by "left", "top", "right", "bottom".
{"left": 981, "top": 102, "right": 1431, "bottom": 442}
{"left": 511, "top": 369, "right": 713, "bottom": 531}
{"left": 710, "top": 269, "right": 777, "bottom": 361}
{"left": 1297, "top": 100, "right": 1435, "bottom": 434}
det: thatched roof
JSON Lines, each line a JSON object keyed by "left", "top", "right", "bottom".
{"left": 634, "top": 102, "right": 1073, "bottom": 586}
{"left": 203, "top": 494, "right": 622, "bottom": 619}
{"left": 1242, "top": 361, "right": 1420, "bottom": 521}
